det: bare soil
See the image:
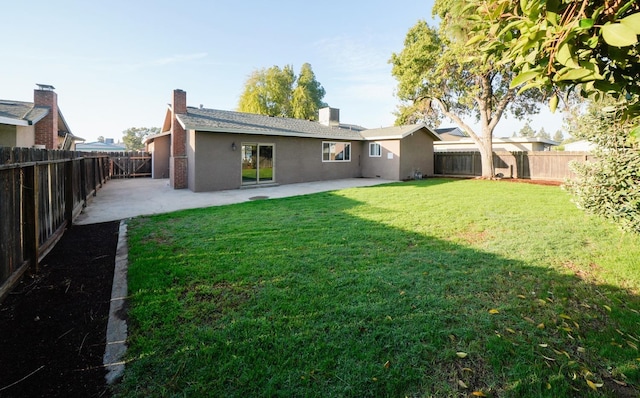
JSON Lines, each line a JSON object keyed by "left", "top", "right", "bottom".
{"left": 0, "top": 221, "right": 119, "bottom": 398}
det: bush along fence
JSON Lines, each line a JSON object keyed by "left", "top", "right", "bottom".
{"left": 434, "top": 151, "right": 591, "bottom": 181}
{"left": 0, "top": 148, "right": 112, "bottom": 303}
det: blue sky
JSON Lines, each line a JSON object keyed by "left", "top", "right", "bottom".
{"left": 1, "top": 0, "right": 563, "bottom": 142}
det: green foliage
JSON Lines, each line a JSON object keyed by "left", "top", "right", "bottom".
{"left": 122, "top": 127, "right": 159, "bottom": 151}
{"left": 466, "top": 0, "right": 640, "bottom": 120}
{"left": 117, "top": 180, "right": 640, "bottom": 397}
{"left": 466, "top": 0, "right": 640, "bottom": 231}
{"left": 564, "top": 100, "right": 640, "bottom": 233}
{"left": 97, "top": 135, "right": 105, "bottom": 143}
{"left": 537, "top": 127, "right": 550, "bottom": 139}
{"left": 389, "top": 9, "right": 544, "bottom": 177}
{"left": 238, "top": 63, "right": 326, "bottom": 120}
{"left": 553, "top": 129, "right": 564, "bottom": 142}
{"left": 518, "top": 122, "right": 536, "bottom": 137}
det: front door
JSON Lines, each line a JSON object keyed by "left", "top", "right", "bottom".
{"left": 241, "top": 143, "right": 274, "bottom": 185}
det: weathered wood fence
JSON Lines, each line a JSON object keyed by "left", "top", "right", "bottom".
{"left": 108, "top": 151, "right": 151, "bottom": 178}
{"left": 0, "top": 148, "right": 110, "bottom": 302}
{"left": 434, "top": 151, "right": 591, "bottom": 181}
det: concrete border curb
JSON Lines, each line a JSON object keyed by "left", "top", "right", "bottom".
{"left": 103, "top": 220, "right": 129, "bottom": 384}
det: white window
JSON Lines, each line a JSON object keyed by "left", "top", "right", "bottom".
{"left": 369, "top": 143, "right": 381, "bottom": 157}
{"left": 322, "top": 142, "right": 351, "bottom": 162}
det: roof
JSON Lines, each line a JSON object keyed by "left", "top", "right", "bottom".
{"left": 172, "top": 107, "right": 439, "bottom": 142}
{"left": 360, "top": 124, "right": 440, "bottom": 141}
{"left": 0, "top": 100, "right": 49, "bottom": 125}
{"left": 177, "top": 107, "right": 364, "bottom": 140}
{"left": 76, "top": 141, "right": 127, "bottom": 152}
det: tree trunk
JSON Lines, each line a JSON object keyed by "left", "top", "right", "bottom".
{"left": 478, "top": 135, "right": 494, "bottom": 178}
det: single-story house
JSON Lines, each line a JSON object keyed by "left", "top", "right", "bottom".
{"left": 435, "top": 127, "right": 467, "bottom": 141}
{"left": 434, "top": 135, "right": 559, "bottom": 152}
{"left": 563, "top": 140, "right": 596, "bottom": 152}
{"left": 145, "top": 89, "right": 440, "bottom": 192}
{"left": 0, "top": 84, "right": 83, "bottom": 150}
{"left": 77, "top": 139, "right": 127, "bottom": 152}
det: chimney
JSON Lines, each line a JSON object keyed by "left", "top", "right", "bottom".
{"left": 319, "top": 107, "right": 340, "bottom": 127}
{"left": 170, "top": 89, "right": 188, "bottom": 189}
{"left": 33, "top": 84, "right": 59, "bottom": 149}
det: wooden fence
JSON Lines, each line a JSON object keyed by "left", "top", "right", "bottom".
{"left": 108, "top": 151, "right": 151, "bottom": 178}
{"left": 0, "top": 148, "right": 110, "bottom": 303}
{"left": 434, "top": 151, "right": 591, "bottom": 181}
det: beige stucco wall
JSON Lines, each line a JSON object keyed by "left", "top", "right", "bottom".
{"left": 400, "top": 130, "right": 435, "bottom": 178}
{"left": 0, "top": 125, "right": 36, "bottom": 148}
{"left": 150, "top": 135, "right": 171, "bottom": 179}
{"left": 0, "top": 124, "right": 17, "bottom": 147}
{"left": 190, "top": 131, "right": 363, "bottom": 192}
{"left": 361, "top": 140, "right": 401, "bottom": 180}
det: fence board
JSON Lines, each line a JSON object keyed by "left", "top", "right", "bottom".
{"left": 435, "top": 151, "right": 590, "bottom": 181}
{"left": 0, "top": 148, "right": 112, "bottom": 303}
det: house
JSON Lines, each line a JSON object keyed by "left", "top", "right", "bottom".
{"left": 77, "top": 138, "right": 127, "bottom": 152}
{"left": 145, "top": 89, "right": 440, "bottom": 192}
{"left": 435, "top": 127, "right": 467, "bottom": 141}
{"left": 563, "top": 140, "right": 596, "bottom": 152}
{"left": 0, "top": 84, "right": 83, "bottom": 150}
{"left": 434, "top": 136, "right": 559, "bottom": 152}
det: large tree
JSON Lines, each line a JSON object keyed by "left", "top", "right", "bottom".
{"left": 465, "top": 0, "right": 640, "bottom": 134}
{"left": 122, "top": 127, "right": 159, "bottom": 151}
{"left": 390, "top": 12, "right": 543, "bottom": 178}
{"left": 238, "top": 63, "right": 326, "bottom": 120}
{"left": 466, "top": 0, "right": 639, "bottom": 231}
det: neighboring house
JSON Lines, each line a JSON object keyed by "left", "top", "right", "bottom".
{"left": 435, "top": 127, "right": 467, "bottom": 141}
{"left": 145, "top": 89, "right": 440, "bottom": 192}
{"left": 0, "top": 84, "right": 83, "bottom": 150}
{"left": 77, "top": 139, "right": 127, "bottom": 152}
{"left": 563, "top": 140, "right": 596, "bottom": 152}
{"left": 435, "top": 136, "right": 559, "bottom": 152}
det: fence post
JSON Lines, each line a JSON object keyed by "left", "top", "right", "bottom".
{"left": 80, "top": 157, "right": 87, "bottom": 205}
{"left": 64, "top": 160, "right": 74, "bottom": 225}
{"left": 23, "top": 164, "right": 39, "bottom": 273}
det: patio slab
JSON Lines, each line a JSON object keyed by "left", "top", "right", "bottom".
{"left": 74, "top": 178, "right": 395, "bottom": 225}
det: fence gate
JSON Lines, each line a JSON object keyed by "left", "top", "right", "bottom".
{"left": 108, "top": 152, "right": 151, "bottom": 178}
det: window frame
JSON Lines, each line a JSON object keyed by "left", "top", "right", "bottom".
{"left": 322, "top": 141, "right": 351, "bottom": 162}
{"left": 369, "top": 142, "right": 382, "bottom": 157}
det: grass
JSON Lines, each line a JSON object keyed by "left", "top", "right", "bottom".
{"left": 115, "top": 179, "right": 640, "bottom": 397}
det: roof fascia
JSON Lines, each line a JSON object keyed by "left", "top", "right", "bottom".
{"left": 0, "top": 116, "right": 30, "bottom": 126}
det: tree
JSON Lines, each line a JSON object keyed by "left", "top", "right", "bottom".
{"left": 466, "top": 0, "right": 640, "bottom": 231}
{"left": 518, "top": 122, "right": 536, "bottom": 137}
{"left": 389, "top": 13, "right": 543, "bottom": 178}
{"left": 122, "top": 127, "right": 159, "bottom": 151}
{"left": 563, "top": 99, "right": 640, "bottom": 232}
{"left": 97, "top": 136, "right": 105, "bottom": 143}
{"left": 238, "top": 64, "right": 327, "bottom": 120}
{"left": 292, "top": 63, "right": 327, "bottom": 120}
{"left": 466, "top": 0, "right": 640, "bottom": 135}
{"left": 553, "top": 129, "right": 564, "bottom": 142}
{"left": 537, "top": 127, "right": 550, "bottom": 139}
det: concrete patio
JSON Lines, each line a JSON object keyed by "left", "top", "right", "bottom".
{"left": 74, "top": 177, "right": 396, "bottom": 225}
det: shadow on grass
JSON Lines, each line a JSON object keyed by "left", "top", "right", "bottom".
{"left": 119, "top": 186, "right": 640, "bottom": 398}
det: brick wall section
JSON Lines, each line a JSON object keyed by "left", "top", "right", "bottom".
{"left": 33, "top": 90, "right": 58, "bottom": 149}
{"left": 170, "top": 89, "right": 188, "bottom": 189}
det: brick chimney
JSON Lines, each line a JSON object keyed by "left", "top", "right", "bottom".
{"left": 170, "top": 89, "right": 188, "bottom": 189}
{"left": 33, "top": 85, "right": 59, "bottom": 149}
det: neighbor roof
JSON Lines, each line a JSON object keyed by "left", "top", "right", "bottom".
{"left": 0, "top": 100, "right": 49, "bottom": 125}
{"left": 175, "top": 107, "right": 439, "bottom": 141}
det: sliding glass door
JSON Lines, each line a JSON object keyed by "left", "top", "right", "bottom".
{"left": 241, "top": 143, "right": 274, "bottom": 185}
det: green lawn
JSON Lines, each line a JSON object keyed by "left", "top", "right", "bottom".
{"left": 115, "top": 179, "right": 640, "bottom": 397}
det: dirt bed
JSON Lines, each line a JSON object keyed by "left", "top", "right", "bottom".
{"left": 0, "top": 221, "right": 119, "bottom": 398}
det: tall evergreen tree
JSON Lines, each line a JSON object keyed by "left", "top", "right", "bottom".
{"left": 292, "top": 63, "right": 327, "bottom": 120}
